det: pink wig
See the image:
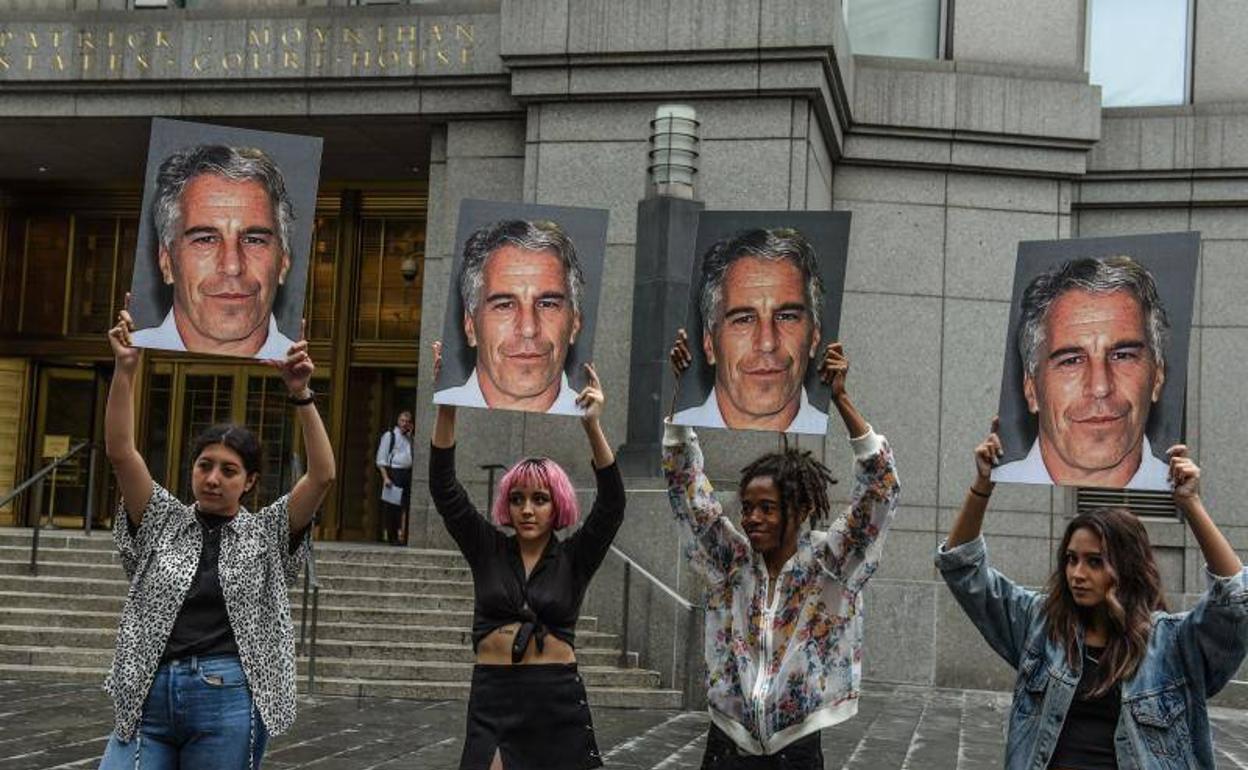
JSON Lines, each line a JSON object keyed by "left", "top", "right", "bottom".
{"left": 490, "top": 457, "right": 580, "bottom": 530}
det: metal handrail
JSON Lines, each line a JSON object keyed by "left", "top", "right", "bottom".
{"left": 608, "top": 544, "right": 702, "bottom": 698}
{"left": 291, "top": 453, "right": 322, "bottom": 694}
{"left": 300, "top": 536, "right": 321, "bottom": 694}
{"left": 610, "top": 545, "right": 695, "bottom": 611}
{"left": 2, "top": 441, "right": 94, "bottom": 576}
{"left": 0, "top": 440, "right": 90, "bottom": 511}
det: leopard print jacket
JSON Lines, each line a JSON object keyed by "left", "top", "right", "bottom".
{"left": 107, "top": 483, "right": 311, "bottom": 741}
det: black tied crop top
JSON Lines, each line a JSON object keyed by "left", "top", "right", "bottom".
{"left": 428, "top": 444, "right": 625, "bottom": 661}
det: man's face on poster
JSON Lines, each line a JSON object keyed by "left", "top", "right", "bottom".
{"left": 463, "top": 245, "right": 581, "bottom": 407}
{"left": 703, "top": 257, "right": 820, "bottom": 421}
{"left": 1023, "top": 289, "right": 1165, "bottom": 480}
{"left": 158, "top": 173, "right": 290, "bottom": 351}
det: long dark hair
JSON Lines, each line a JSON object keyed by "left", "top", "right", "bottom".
{"left": 738, "top": 448, "right": 837, "bottom": 542}
{"left": 1043, "top": 507, "right": 1167, "bottom": 696}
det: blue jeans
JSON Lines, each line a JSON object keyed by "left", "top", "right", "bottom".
{"left": 99, "top": 654, "right": 268, "bottom": 770}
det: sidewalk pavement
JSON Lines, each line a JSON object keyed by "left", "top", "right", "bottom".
{"left": 1, "top": 679, "right": 1246, "bottom": 769}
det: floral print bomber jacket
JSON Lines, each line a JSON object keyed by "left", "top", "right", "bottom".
{"left": 662, "top": 423, "right": 900, "bottom": 756}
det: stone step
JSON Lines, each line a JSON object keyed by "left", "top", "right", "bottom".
{"left": 1, "top": 529, "right": 473, "bottom": 562}
{"left": 297, "top": 657, "right": 658, "bottom": 688}
{"left": 0, "top": 592, "right": 123, "bottom": 614}
{"left": 0, "top": 530, "right": 116, "bottom": 552}
{"left": 5, "top": 554, "right": 476, "bottom": 582}
{"left": 0, "top": 607, "right": 117, "bottom": 629}
{"left": 0, "top": 570, "right": 476, "bottom": 602}
{"left": 0, "top": 621, "right": 624, "bottom": 658}
{"left": 0, "top": 559, "right": 125, "bottom": 581}
{"left": 296, "top": 621, "right": 619, "bottom": 648}
{"left": 297, "top": 639, "right": 634, "bottom": 668}
{"left": 313, "top": 548, "right": 469, "bottom": 568}
{"left": 0, "top": 603, "right": 602, "bottom": 638}
{"left": 0, "top": 643, "right": 111, "bottom": 668}
{"left": 0, "top": 624, "right": 116, "bottom": 648}
{"left": 292, "top": 605, "right": 600, "bottom": 633}
{"left": 307, "top": 677, "right": 684, "bottom": 710}
{"left": 310, "top": 570, "right": 473, "bottom": 591}
{"left": 0, "top": 589, "right": 477, "bottom": 614}
{"left": 312, "top": 559, "right": 473, "bottom": 581}
{"left": 0, "top": 545, "right": 122, "bottom": 566}
{"left": 0, "top": 663, "right": 684, "bottom": 710}
{"left": 0, "top": 644, "right": 641, "bottom": 678}
{"left": 0, "top": 573, "right": 128, "bottom": 596}
{"left": 290, "top": 588, "right": 475, "bottom": 611}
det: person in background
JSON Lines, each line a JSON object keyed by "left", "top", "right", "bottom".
{"left": 376, "top": 410, "right": 414, "bottom": 545}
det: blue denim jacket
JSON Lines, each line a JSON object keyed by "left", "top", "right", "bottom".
{"left": 937, "top": 536, "right": 1248, "bottom": 770}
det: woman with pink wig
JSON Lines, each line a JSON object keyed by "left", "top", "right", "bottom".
{"left": 428, "top": 342, "right": 623, "bottom": 770}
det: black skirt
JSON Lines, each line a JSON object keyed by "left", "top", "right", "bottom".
{"left": 460, "top": 663, "right": 603, "bottom": 770}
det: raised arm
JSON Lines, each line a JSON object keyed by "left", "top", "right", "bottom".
{"left": 1170, "top": 445, "right": 1243, "bottom": 577}
{"left": 568, "top": 363, "right": 625, "bottom": 576}
{"left": 936, "top": 418, "right": 1041, "bottom": 670}
{"left": 105, "top": 298, "right": 154, "bottom": 525}
{"left": 946, "top": 417, "right": 1002, "bottom": 548}
{"left": 278, "top": 323, "right": 336, "bottom": 537}
{"left": 663, "top": 329, "right": 750, "bottom": 582}
{"left": 815, "top": 343, "right": 900, "bottom": 594}
{"left": 1169, "top": 446, "right": 1248, "bottom": 695}
{"left": 428, "top": 341, "right": 493, "bottom": 558}
{"left": 577, "top": 363, "right": 613, "bottom": 469}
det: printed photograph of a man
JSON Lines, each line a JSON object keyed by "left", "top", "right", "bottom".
{"left": 672, "top": 212, "right": 850, "bottom": 434}
{"left": 992, "top": 233, "right": 1198, "bottom": 490}
{"left": 433, "top": 200, "right": 608, "bottom": 415}
{"left": 128, "top": 119, "right": 321, "bottom": 359}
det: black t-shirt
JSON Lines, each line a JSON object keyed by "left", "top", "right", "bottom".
{"left": 160, "top": 511, "right": 239, "bottom": 662}
{"left": 1049, "top": 645, "right": 1121, "bottom": 770}
{"left": 428, "top": 444, "right": 625, "bottom": 661}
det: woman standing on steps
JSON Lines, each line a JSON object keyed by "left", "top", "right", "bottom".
{"left": 99, "top": 301, "right": 336, "bottom": 770}
{"left": 428, "top": 341, "right": 625, "bottom": 770}
{"left": 938, "top": 418, "right": 1248, "bottom": 769}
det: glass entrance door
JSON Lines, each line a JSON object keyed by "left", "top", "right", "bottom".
{"left": 30, "top": 366, "right": 100, "bottom": 528}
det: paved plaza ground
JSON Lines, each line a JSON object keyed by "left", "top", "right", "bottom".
{"left": 1, "top": 679, "right": 1246, "bottom": 769}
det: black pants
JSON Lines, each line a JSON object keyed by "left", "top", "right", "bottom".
{"left": 700, "top": 723, "right": 824, "bottom": 770}
{"left": 381, "top": 466, "right": 411, "bottom": 544}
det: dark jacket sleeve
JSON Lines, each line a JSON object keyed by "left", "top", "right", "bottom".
{"left": 569, "top": 460, "right": 626, "bottom": 580}
{"left": 428, "top": 444, "right": 496, "bottom": 563}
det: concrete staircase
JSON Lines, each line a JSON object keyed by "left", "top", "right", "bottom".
{"left": 0, "top": 528, "right": 683, "bottom": 709}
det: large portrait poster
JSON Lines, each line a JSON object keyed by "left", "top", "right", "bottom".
{"left": 433, "top": 199, "right": 609, "bottom": 416}
{"left": 672, "top": 211, "right": 850, "bottom": 435}
{"left": 992, "top": 232, "right": 1199, "bottom": 490}
{"left": 128, "top": 118, "right": 322, "bottom": 359}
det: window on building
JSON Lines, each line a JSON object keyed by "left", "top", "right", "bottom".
{"left": 306, "top": 215, "right": 340, "bottom": 341}
{"left": 355, "top": 216, "right": 424, "bottom": 341}
{"left": 845, "top": 0, "right": 944, "bottom": 60}
{"left": 1088, "top": 0, "right": 1190, "bottom": 107}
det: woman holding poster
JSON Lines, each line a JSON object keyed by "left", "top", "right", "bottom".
{"left": 99, "top": 304, "right": 335, "bottom": 769}
{"left": 428, "top": 342, "right": 624, "bottom": 770}
{"left": 938, "top": 419, "right": 1247, "bottom": 769}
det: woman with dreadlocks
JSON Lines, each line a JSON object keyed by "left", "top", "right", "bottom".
{"left": 665, "top": 332, "right": 900, "bottom": 769}
{"left": 938, "top": 419, "right": 1247, "bottom": 769}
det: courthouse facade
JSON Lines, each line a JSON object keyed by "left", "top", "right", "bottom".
{"left": 1, "top": 0, "right": 1246, "bottom": 696}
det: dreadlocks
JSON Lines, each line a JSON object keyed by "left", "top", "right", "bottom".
{"left": 739, "top": 448, "right": 838, "bottom": 541}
